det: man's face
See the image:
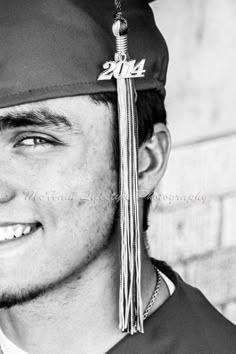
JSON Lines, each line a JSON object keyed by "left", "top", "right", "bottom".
{"left": 0, "top": 96, "right": 118, "bottom": 306}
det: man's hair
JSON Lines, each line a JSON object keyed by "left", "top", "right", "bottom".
{"left": 90, "top": 90, "right": 167, "bottom": 231}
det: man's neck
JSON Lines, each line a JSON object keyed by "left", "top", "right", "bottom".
{"left": 0, "top": 246, "right": 125, "bottom": 354}
{"left": 0, "top": 245, "right": 167, "bottom": 354}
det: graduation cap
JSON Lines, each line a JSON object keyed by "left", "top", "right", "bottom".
{"left": 0, "top": 0, "right": 168, "bottom": 334}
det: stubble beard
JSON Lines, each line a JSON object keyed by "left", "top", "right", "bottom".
{"left": 0, "top": 202, "right": 119, "bottom": 310}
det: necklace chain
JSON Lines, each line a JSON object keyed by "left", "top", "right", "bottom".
{"left": 143, "top": 266, "right": 161, "bottom": 320}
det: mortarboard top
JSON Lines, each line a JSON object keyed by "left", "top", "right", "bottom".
{"left": 0, "top": 0, "right": 168, "bottom": 109}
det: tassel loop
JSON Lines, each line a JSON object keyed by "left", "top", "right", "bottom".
{"left": 113, "top": 14, "right": 128, "bottom": 37}
{"left": 113, "top": 1, "right": 128, "bottom": 36}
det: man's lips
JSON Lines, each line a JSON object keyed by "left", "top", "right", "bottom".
{"left": 0, "top": 222, "right": 41, "bottom": 242}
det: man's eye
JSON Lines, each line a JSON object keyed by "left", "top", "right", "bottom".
{"left": 15, "top": 136, "right": 52, "bottom": 147}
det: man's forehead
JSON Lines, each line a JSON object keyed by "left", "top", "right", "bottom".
{"left": 0, "top": 95, "right": 113, "bottom": 134}
{"left": 0, "top": 98, "right": 73, "bottom": 131}
{"left": 0, "top": 96, "right": 81, "bottom": 118}
{"left": 0, "top": 95, "right": 104, "bottom": 113}
{"left": 0, "top": 101, "right": 46, "bottom": 117}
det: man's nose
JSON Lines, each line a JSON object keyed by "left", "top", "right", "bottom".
{"left": 0, "top": 179, "right": 16, "bottom": 204}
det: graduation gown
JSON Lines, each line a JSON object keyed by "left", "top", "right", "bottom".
{"left": 107, "top": 260, "right": 236, "bottom": 354}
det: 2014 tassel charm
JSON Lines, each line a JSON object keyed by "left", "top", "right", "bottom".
{"left": 98, "top": 3, "right": 146, "bottom": 334}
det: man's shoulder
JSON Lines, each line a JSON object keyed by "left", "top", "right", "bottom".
{"left": 108, "top": 260, "right": 236, "bottom": 354}
{"left": 155, "top": 259, "right": 236, "bottom": 352}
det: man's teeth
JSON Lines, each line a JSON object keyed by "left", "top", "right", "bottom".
{"left": 0, "top": 224, "right": 34, "bottom": 241}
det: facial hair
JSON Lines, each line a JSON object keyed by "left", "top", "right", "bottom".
{"left": 0, "top": 202, "right": 119, "bottom": 309}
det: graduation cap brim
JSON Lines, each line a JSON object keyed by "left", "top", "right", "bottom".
{"left": 0, "top": 0, "right": 168, "bottom": 109}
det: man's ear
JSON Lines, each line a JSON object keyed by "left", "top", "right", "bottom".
{"left": 138, "top": 123, "right": 171, "bottom": 197}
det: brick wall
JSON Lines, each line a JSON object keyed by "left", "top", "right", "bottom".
{"left": 148, "top": 0, "right": 236, "bottom": 324}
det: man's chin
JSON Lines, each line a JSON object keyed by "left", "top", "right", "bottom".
{"left": 0, "top": 264, "right": 85, "bottom": 310}
{"left": 0, "top": 282, "right": 58, "bottom": 309}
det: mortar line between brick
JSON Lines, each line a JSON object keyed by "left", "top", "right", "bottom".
{"left": 179, "top": 245, "right": 236, "bottom": 265}
{"left": 172, "top": 130, "right": 236, "bottom": 149}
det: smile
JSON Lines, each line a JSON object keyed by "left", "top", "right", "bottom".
{"left": 0, "top": 223, "right": 40, "bottom": 242}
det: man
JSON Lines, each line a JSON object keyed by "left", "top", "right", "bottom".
{"left": 0, "top": 0, "right": 235, "bottom": 353}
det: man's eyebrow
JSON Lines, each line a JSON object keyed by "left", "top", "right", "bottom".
{"left": 0, "top": 109, "right": 72, "bottom": 132}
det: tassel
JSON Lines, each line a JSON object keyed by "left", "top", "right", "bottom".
{"left": 97, "top": 3, "right": 146, "bottom": 334}
{"left": 117, "top": 76, "right": 143, "bottom": 334}
{"left": 113, "top": 17, "right": 143, "bottom": 335}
